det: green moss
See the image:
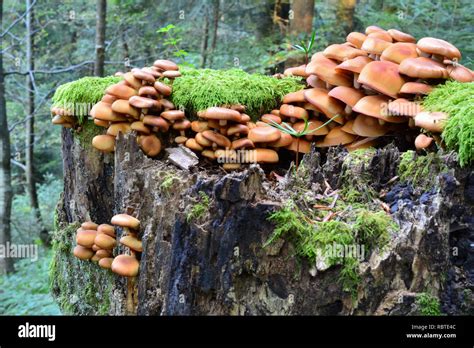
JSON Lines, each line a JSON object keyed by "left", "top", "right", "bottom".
{"left": 265, "top": 201, "right": 395, "bottom": 298}
{"left": 160, "top": 173, "right": 178, "bottom": 192}
{"left": 74, "top": 120, "right": 104, "bottom": 149}
{"left": 416, "top": 293, "right": 441, "bottom": 316}
{"left": 423, "top": 81, "right": 474, "bottom": 167}
{"left": 186, "top": 191, "right": 211, "bottom": 223}
{"left": 398, "top": 150, "right": 448, "bottom": 188}
{"left": 49, "top": 221, "right": 114, "bottom": 315}
{"left": 170, "top": 67, "right": 304, "bottom": 120}
{"left": 52, "top": 76, "right": 122, "bottom": 123}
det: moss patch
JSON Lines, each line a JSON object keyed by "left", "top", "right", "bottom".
{"left": 265, "top": 200, "right": 396, "bottom": 297}
{"left": 170, "top": 68, "right": 304, "bottom": 120}
{"left": 74, "top": 120, "right": 104, "bottom": 149}
{"left": 49, "top": 221, "right": 114, "bottom": 315}
{"left": 52, "top": 76, "right": 121, "bottom": 123}
{"left": 423, "top": 81, "right": 474, "bottom": 167}
{"left": 398, "top": 150, "right": 448, "bottom": 188}
{"left": 186, "top": 191, "right": 211, "bottom": 223}
{"left": 415, "top": 293, "right": 442, "bottom": 316}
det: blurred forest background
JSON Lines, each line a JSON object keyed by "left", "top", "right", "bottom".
{"left": 0, "top": 0, "right": 472, "bottom": 314}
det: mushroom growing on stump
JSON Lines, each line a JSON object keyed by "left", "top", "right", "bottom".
{"left": 415, "top": 133, "right": 434, "bottom": 150}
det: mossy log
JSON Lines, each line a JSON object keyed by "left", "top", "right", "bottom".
{"left": 50, "top": 125, "right": 474, "bottom": 315}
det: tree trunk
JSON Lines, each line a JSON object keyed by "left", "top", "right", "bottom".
{"left": 25, "top": 0, "right": 47, "bottom": 245}
{"left": 208, "top": 0, "right": 220, "bottom": 68}
{"left": 94, "top": 0, "right": 107, "bottom": 77}
{"left": 199, "top": 7, "right": 210, "bottom": 68}
{"left": 332, "top": 0, "right": 357, "bottom": 34}
{"left": 289, "top": 0, "right": 315, "bottom": 36}
{"left": 0, "top": 0, "right": 14, "bottom": 275}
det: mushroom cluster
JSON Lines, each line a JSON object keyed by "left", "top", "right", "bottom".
{"left": 281, "top": 26, "right": 473, "bottom": 151}
{"left": 72, "top": 214, "right": 142, "bottom": 278}
{"left": 89, "top": 59, "right": 185, "bottom": 157}
{"left": 51, "top": 108, "right": 75, "bottom": 128}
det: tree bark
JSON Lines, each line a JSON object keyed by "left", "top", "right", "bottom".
{"left": 208, "top": 0, "right": 220, "bottom": 68}
{"left": 94, "top": 0, "right": 106, "bottom": 77}
{"left": 199, "top": 7, "right": 210, "bottom": 68}
{"left": 0, "top": 0, "right": 14, "bottom": 274}
{"left": 25, "top": 0, "right": 47, "bottom": 245}
{"left": 331, "top": 0, "right": 357, "bottom": 34}
{"left": 289, "top": 0, "right": 315, "bottom": 36}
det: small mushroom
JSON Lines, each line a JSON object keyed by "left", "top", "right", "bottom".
{"left": 92, "top": 134, "right": 116, "bottom": 153}
{"left": 76, "top": 229, "right": 97, "bottom": 248}
{"left": 94, "top": 233, "right": 117, "bottom": 250}
{"left": 415, "top": 133, "right": 434, "bottom": 150}
{"left": 138, "top": 134, "right": 162, "bottom": 157}
{"left": 120, "top": 235, "right": 143, "bottom": 253}
{"left": 111, "top": 254, "right": 139, "bottom": 277}
{"left": 73, "top": 245, "right": 94, "bottom": 260}
{"left": 98, "top": 257, "right": 114, "bottom": 269}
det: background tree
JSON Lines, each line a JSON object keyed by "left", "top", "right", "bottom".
{"left": 94, "top": 0, "right": 106, "bottom": 76}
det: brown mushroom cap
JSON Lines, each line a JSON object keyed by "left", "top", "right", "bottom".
{"left": 132, "top": 69, "right": 156, "bottom": 84}
{"left": 97, "top": 224, "right": 115, "bottom": 237}
{"left": 191, "top": 120, "right": 210, "bottom": 133}
{"left": 101, "top": 94, "right": 117, "bottom": 104}
{"left": 195, "top": 132, "right": 213, "bottom": 147}
{"left": 306, "top": 75, "right": 326, "bottom": 88}
{"left": 173, "top": 119, "right": 191, "bottom": 131}
{"left": 365, "top": 25, "right": 385, "bottom": 34}
{"left": 304, "top": 88, "right": 345, "bottom": 124}
{"left": 245, "top": 148, "right": 279, "bottom": 163}
{"left": 111, "top": 213, "right": 140, "bottom": 230}
{"left": 414, "top": 111, "right": 448, "bottom": 133}
{"left": 120, "top": 235, "right": 143, "bottom": 252}
{"left": 335, "top": 56, "right": 373, "bottom": 74}
{"left": 76, "top": 229, "right": 97, "bottom": 248}
{"left": 185, "top": 138, "right": 204, "bottom": 152}
{"left": 248, "top": 126, "right": 281, "bottom": 144}
{"left": 122, "top": 72, "right": 142, "bottom": 90}
{"left": 154, "top": 81, "right": 172, "bottom": 96}
{"left": 153, "top": 59, "right": 179, "bottom": 71}
{"left": 73, "top": 245, "right": 94, "bottom": 260}
{"left": 352, "top": 95, "right": 406, "bottom": 123}
{"left": 345, "top": 137, "right": 379, "bottom": 152}
{"left": 129, "top": 96, "right": 160, "bottom": 109}
{"left": 399, "top": 57, "right": 448, "bottom": 79}
{"left": 111, "top": 99, "right": 140, "bottom": 119}
{"left": 387, "top": 29, "right": 416, "bottom": 43}
{"left": 111, "top": 254, "right": 140, "bottom": 277}
{"left": 352, "top": 114, "right": 389, "bottom": 137}
{"left": 341, "top": 119, "right": 356, "bottom": 135}
{"left": 90, "top": 102, "right": 128, "bottom": 122}
{"left": 130, "top": 121, "right": 151, "bottom": 134}
{"left": 361, "top": 37, "right": 392, "bottom": 56}
{"left": 446, "top": 64, "right": 474, "bottom": 82}
{"left": 327, "top": 86, "right": 365, "bottom": 107}
{"left": 387, "top": 98, "right": 422, "bottom": 117}
{"left": 358, "top": 61, "right": 405, "bottom": 98}
{"left": 315, "top": 127, "right": 357, "bottom": 147}
{"left": 94, "top": 233, "right": 116, "bottom": 250}
{"left": 198, "top": 107, "right": 242, "bottom": 123}
{"left": 306, "top": 53, "right": 352, "bottom": 87}
{"left": 202, "top": 130, "right": 232, "bottom": 148}
{"left": 268, "top": 132, "right": 293, "bottom": 147}
{"left": 138, "top": 86, "right": 159, "bottom": 97}
{"left": 106, "top": 84, "right": 137, "bottom": 100}
{"left": 417, "top": 37, "right": 461, "bottom": 60}
{"left": 107, "top": 123, "right": 132, "bottom": 137}
{"left": 380, "top": 42, "right": 418, "bottom": 64}
{"left": 94, "top": 118, "right": 109, "bottom": 128}
{"left": 142, "top": 116, "right": 170, "bottom": 132}
{"left": 323, "top": 44, "right": 368, "bottom": 61}
{"left": 227, "top": 124, "right": 249, "bottom": 137}
{"left": 138, "top": 134, "right": 162, "bottom": 157}
{"left": 163, "top": 70, "right": 182, "bottom": 78}
{"left": 415, "top": 133, "right": 434, "bottom": 150}
{"left": 279, "top": 104, "right": 309, "bottom": 120}
{"left": 201, "top": 149, "right": 216, "bottom": 160}
{"left": 160, "top": 110, "right": 185, "bottom": 122}
{"left": 261, "top": 114, "right": 282, "bottom": 124}
{"left": 282, "top": 90, "right": 306, "bottom": 104}
{"left": 81, "top": 221, "right": 98, "bottom": 230}
{"left": 399, "top": 82, "right": 433, "bottom": 95}
{"left": 92, "top": 134, "right": 115, "bottom": 153}
{"left": 368, "top": 30, "right": 393, "bottom": 42}
{"left": 232, "top": 138, "right": 255, "bottom": 150}
{"left": 285, "top": 138, "right": 312, "bottom": 153}
{"left": 284, "top": 65, "right": 309, "bottom": 78}
{"left": 346, "top": 32, "right": 367, "bottom": 49}
{"left": 98, "top": 257, "right": 114, "bottom": 269}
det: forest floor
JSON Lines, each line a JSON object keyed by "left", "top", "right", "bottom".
{"left": 0, "top": 248, "right": 61, "bottom": 315}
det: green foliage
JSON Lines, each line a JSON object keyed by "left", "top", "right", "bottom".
{"left": 170, "top": 68, "right": 303, "bottom": 119}
{"left": 291, "top": 30, "right": 317, "bottom": 64}
{"left": 265, "top": 201, "right": 394, "bottom": 297}
{"left": 186, "top": 191, "right": 211, "bottom": 223}
{"left": 0, "top": 249, "right": 61, "bottom": 315}
{"left": 75, "top": 120, "right": 104, "bottom": 149}
{"left": 416, "top": 293, "right": 442, "bottom": 316}
{"left": 157, "top": 24, "right": 189, "bottom": 62}
{"left": 423, "top": 81, "right": 474, "bottom": 167}
{"left": 51, "top": 76, "right": 122, "bottom": 123}
{"left": 398, "top": 151, "right": 448, "bottom": 188}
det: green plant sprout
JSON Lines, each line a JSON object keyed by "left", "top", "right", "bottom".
{"left": 292, "top": 30, "right": 317, "bottom": 64}
{"left": 268, "top": 115, "right": 340, "bottom": 171}
{"left": 157, "top": 24, "right": 189, "bottom": 64}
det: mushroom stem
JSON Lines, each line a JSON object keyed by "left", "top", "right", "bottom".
{"left": 344, "top": 105, "right": 352, "bottom": 116}
{"left": 180, "top": 130, "right": 186, "bottom": 137}
{"left": 219, "top": 120, "right": 227, "bottom": 126}
{"left": 325, "top": 82, "right": 333, "bottom": 90}
{"left": 353, "top": 74, "right": 360, "bottom": 89}
{"left": 431, "top": 54, "right": 443, "bottom": 63}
